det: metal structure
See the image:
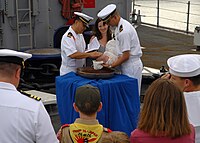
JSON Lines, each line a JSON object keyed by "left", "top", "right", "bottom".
{"left": 0, "top": 0, "right": 132, "bottom": 50}
{"left": 0, "top": 0, "right": 133, "bottom": 90}
{"left": 133, "top": 0, "right": 200, "bottom": 33}
{"left": 16, "top": 0, "right": 32, "bottom": 50}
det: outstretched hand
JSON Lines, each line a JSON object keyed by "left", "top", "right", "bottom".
{"left": 102, "top": 63, "right": 110, "bottom": 68}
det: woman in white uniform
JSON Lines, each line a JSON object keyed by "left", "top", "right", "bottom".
{"left": 97, "top": 4, "right": 143, "bottom": 92}
{"left": 60, "top": 12, "right": 102, "bottom": 76}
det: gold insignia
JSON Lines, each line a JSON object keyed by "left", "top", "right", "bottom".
{"left": 19, "top": 90, "right": 41, "bottom": 101}
{"left": 22, "top": 61, "right": 25, "bottom": 69}
{"left": 67, "top": 32, "right": 73, "bottom": 38}
{"left": 119, "top": 25, "right": 123, "bottom": 32}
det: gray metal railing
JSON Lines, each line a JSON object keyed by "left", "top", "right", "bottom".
{"left": 132, "top": 0, "right": 200, "bottom": 33}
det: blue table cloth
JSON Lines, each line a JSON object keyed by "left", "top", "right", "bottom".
{"left": 56, "top": 72, "right": 140, "bottom": 136}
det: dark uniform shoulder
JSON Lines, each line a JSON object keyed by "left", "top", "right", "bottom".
{"left": 103, "top": 127, "right": 112, "bottom": 133}
{"left": 19, "top": 90, "right": 41, "bottom": 101}
{"left": 119, "top": 24, "right": 123, "bottom": 32}
{"left": 67, "top": 32, "right": 73, "bottom": 38}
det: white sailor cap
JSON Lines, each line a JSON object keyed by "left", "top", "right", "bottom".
{"left": 167, "top": 54, "right": 200, "bottom": 77}
{"left": 74, "top": 12, "right": 93, "bottom": 27}
{"left": 0, "top": 49, "right": 32, "bottom": 67}
{"left": 97, "top": 4, "right": 117, "bottom": 22}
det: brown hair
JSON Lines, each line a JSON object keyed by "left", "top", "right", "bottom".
{"left": 93, "top": 18, "right": 112, "bottom": 41}
{"left": 138, "top": 78, "right": 191, "bottom": 138}
{"left": 180, "top": 74, "right": 200, "bottom": 86}
{"left": 101, "top": 131, "right": 130, "bottom": 143}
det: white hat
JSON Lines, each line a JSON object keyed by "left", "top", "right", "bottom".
{"left": 167, "top": 54, "right": 200, "bottom": 77}
{"left": 0, "top": 49, "right": 32, "bottom": 66}
{"left": 74, "top": 12, "right": 93, "bottom": 27}
{"left": 97, "top": 4, "right": 117, "bottom": 22}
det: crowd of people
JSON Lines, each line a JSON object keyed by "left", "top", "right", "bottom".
{"left": 0, "top": 2, "right": 200, "bottom": 143}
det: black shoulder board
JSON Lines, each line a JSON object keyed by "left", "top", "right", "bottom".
{"left": 67, "top": 32, "right": 73, "bottom": 38}
{"left": 119, "top": 25, "right": 123, "bottom": 32}
{"left": 19, "top": 90, "right": 41, "bottom": 101}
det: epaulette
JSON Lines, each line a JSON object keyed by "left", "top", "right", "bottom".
{"left": 119, "top": 25, "right": 123, "bottom": 32}
{"left": 103, "top": 127, "right": 112, "bottom": 133}
{"left": 67, "top": 32, "right": 73, "bottom": 38}
{"left": 19, "top": 90, "right": 41, "bottom": 101}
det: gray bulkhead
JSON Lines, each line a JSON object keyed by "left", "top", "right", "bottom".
{"left": 0, "top": 0, "right": 131, "bottom": 51}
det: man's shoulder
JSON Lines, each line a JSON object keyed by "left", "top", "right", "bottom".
{"left": 17, "top": 90, "right": 43, "bottom": 112}
{"left": 120, "top": 18, "right": 135, "bottom": 31}
{"left": 19, "top": 90, "right": 41, "bottom": 102}
{"left": 63, "top": 30, "right": 75, "bottom": 41}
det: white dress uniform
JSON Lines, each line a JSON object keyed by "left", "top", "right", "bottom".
{"left": 60, "top": 26, "right": 86, "bottom": 76}
{"left": 184, "top": 91, "right": 200, "bottom": 143}
{"left": 167, "top": 54, "right": 200, "bottom": 143}
{"left": 60, "top": 12, "right": 93, "bottom": 76}
{"left": 114, "top": 17, "right": 143, "bottom": 90}
{"left": 97, "top": 4, "right": 143, "bottom": 91}
{"left": 0, "top": 49, "right": 58, "bottom": 143}
{"left": 0, "top": 82, "right": 58, "bottom": 143}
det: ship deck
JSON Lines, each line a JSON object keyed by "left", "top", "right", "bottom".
{"left": 136, "top": 24, "right": 200, "bottom": 69}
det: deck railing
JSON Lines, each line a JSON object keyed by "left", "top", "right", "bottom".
{"left": 132, "top": 0, "right": 200, "bottom": 34}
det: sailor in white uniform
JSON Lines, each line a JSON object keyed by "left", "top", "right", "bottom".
{"left": 166, "top": 54, "right": 200, "bottom": 143}
{"left": 97, "top": 4, "right": 143, "bottom": 92}
{"left": 0, "top": 49, "right": 58, "bottom": 143}
{"left": 60, "top": 12, "right": 102, "bottom": 76}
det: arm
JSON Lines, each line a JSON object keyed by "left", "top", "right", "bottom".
{"left": 36, "top": 102, "right": 59, "bottom": 143}
{"left": 104, "top": 30, "right": 131, "bottom": 68}
{"left": 62, "top": 35, "right": 102, "bottom": 59}
{"left": 69, "top": 51, "right": 102, "bottom": 59}
{"left": 104, "top": 51, "right": 130, "bottom": 68}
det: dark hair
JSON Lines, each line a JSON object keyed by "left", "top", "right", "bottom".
{"left": 138, "top": 78, "right": 191, "bottom": 138}
{"left": 180, "top": 74, "right": 200, "bottom": 86}
{"left": 75, "top": 85, "right": 101, "bottom": 115}
{"left": 93, "top": 18, "right": 112, "bottom": 41}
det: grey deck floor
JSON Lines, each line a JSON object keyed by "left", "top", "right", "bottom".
{"left": 136, "top": 24, "right": 200, "bottom": 69}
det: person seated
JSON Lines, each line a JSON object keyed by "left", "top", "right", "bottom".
{"left": 101, "top": 131, "right": 130, "bottom": 143}
{"left": 57, "top": 84, "right": 111, "bottom": 143}
{"left": 130, "top": 78, "right": 195, "bottom": 143}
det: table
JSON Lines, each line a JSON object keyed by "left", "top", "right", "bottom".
{"left": 56, "top": 72, "right": 140, "bottom": 136}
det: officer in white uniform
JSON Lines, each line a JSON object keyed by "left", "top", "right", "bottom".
{"left": 60, "top": 12, "right": 102, "bottom": 76}
{"left": 164, "top": 54, "right": 200, "bottom": 143}
{"left": 97, "top": 4, "right": 143, "bottom": 92}
{"left": 0, "top": 49, "right": 58, "bottom": 143}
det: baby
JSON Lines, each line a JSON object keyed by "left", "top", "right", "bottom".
{"left": 96, "top": 39, "right": 118, "bottom": 65}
